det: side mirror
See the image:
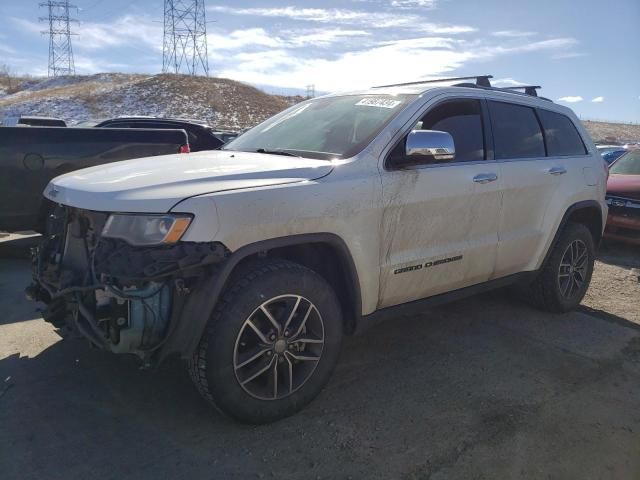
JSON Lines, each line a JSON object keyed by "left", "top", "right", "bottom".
{"left": 404, "top": 130, "right": 455, "bottom": 164}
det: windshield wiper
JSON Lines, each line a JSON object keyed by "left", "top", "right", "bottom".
{"left": 253, "top": 148, "right": 300, "bottom": 157}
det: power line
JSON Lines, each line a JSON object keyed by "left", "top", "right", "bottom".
{"left": 39, "top": 1, "right": 78, "bottom": 77}
{"left": 162, "top": 0, "right": 209, "bottom": 76}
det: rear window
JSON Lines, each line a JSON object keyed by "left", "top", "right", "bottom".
{"left": 537, "top": 109, "right": 586, "bottom": 156}
{"left": 488, "top": 101, "right": 545, "bottom": 160}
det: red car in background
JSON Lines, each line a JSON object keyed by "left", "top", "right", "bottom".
{"left": 605, "top": 150, "right": 640, "bottom": 245}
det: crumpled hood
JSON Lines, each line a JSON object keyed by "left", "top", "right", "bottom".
{"left": 44, "top": 150, "right": 334, "bottom": 212}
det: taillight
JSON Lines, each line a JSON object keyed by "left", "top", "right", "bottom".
{"left": 179, "top": 144, "right": 190, "bottom": 154}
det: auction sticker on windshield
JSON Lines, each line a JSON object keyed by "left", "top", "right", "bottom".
{"left": 355, "top": 98, "right": 402, "bottom": 109}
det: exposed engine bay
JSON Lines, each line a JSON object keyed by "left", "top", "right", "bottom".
{"left": 27, "top": 206, "right": 227, "bottom": 363}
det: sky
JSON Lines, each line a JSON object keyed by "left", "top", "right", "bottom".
{"left": 0, "top": 0, "right": 639, "bottom": 122}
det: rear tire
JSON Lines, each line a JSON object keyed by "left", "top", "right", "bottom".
{"left": 188, "top": 259, "right": 343, "bottom": 424}
{"left": 527, "top": 223, "right": 595, "bottom": 313}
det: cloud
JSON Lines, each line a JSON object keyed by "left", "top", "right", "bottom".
{"left": 76, "top": 15, "right": 162, "bottom": 51}
{"left": 217, "top": 37, "right": 474, "bottom": 92}
{"left": 207, "top": 28, "right": 282, "bottom": 50}
{"left": 492, "top": 30, "right": 536, "bottom": 38}
{"left": 283, "top": 29, "right": 371, "bottom": 47}
{"left": 558, "top": 96, "right": 584, "bottom": 103}
{"left": 0, "top": 44, "right": 16, "bottom": 55}
{"left": 591, "top": 96, "right": 604, "bottom": 103}
{"left": 12, "top": 14, "right": 162, "bottom": 52}
{"left": 390, "top": 0, "right": 439, "bottom": 8}
{"left": 417, "top": 23, "right": 476, "bottom": 34}
{"left": 552, "top": 52, "right": 588, "bottom": 59}
{"left": 217, "top": 34, "right": 576, "bottom": 92}
{"left": 492, "top": 77, "right": 526, "bottom": 87}
{"left": 208, "top": 5, "right": 475, "bottom": 34}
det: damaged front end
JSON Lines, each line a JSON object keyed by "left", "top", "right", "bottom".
{"left": 27, "top": 206, "right": 228, "bottom": 364}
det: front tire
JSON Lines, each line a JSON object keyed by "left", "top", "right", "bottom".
{"left": 528, "top": 223, "right": 595, "bottom": 313}
{"left": 188, "top": 259, "right": 343, "bottom": 424}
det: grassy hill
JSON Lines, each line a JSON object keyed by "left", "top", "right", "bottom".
{"left": 0, "top": 73, "right": 295, "bottom": 130}
{"left": 1, "top": 73, "right": 638, "bottom": 141}
{"left": 582, "top": 120, "right": 640, "bottom": 144}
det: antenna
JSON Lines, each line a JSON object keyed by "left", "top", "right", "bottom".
{"left": 162, "top": 0, "right": 209, "bottom": 76}
{"left": 39, "top": 1, "right": 78, "bottom": 77}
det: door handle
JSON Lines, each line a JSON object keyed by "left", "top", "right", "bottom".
{"left": 473, "top": 173, "right": 498, "bottom": 184}
{"left": 547, "top": 166, "right": 567, "bottom": 175}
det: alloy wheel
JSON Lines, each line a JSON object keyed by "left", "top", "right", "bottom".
{"left": 558, "top": 239, "right": 588, "bottom": 299}
{"left": 233, "top": 294, "right": 325, "bottom": 400}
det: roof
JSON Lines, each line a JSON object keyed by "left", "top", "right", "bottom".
{"left": 108, "top": 116, "right": 211, "bottom": 126}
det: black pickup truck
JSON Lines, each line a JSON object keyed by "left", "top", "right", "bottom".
{"left": 0, "top": 126, "right": 189, "bottom": 232}
{"left": 94, "top": 117, "right": 238, "bottom": 151}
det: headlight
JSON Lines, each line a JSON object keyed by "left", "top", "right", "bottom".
{"left": 101, "top": 214, "right": 192, "bottom": 246}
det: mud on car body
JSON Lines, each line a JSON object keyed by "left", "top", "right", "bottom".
{"left": 29, "top": 76, "right": 607, "bottom": 423}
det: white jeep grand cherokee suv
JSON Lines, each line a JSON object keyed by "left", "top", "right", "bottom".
{"left": 29, "top": 76, "right": 607, "bottom": 423}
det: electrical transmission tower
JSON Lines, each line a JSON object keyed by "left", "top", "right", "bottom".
{"left": 306, "top": 84, "right": 315, "bottom": 98}
{"left": 39, "top": 1, "right": 77, "bottom": 77}
{"left": 162, "top": 0, "right": 209, "bottom": 76}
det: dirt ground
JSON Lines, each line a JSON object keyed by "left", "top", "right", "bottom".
{"left": 1, "top": 233, "right": 639, "bottom": 480}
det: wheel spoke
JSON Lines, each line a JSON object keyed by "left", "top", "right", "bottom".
{"left": 283, "top": 296, "right": 302, "bottom": 333}
{"left": 240, "top": 356, "right": 276, "bottom": 386}
{"left": 569, "top": 277, "right": 576, "bottom": 297}
{"left": 569, "top": 242, "right": 576, "bottom": 264}
{"left": 246, "top": 319, "right": 270, "bottom": 344}
{"left": 235, "top": 347, "right": 271, "bottom": 370}
{"left": 272, "top": 359, "right": 278, "bottom": 399}
{"left": 284, "top": 354, "right": 294, "bottom": 395}
{"left": 260, "top": 305, "right": 282, "bottom": 335}
{"left": 291, "top": 304, "right": 314, "bottom": 340}
{"left": 285, "top": 350, "right": 320, "bottom": 362}
{"left": 561, "top": 276, "right": 571, "bottom": 297}
{"left": 290, "top": 336, "right": 324, "bottom": 344}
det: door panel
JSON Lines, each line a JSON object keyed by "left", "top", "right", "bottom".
{"left": 379, "top": 164, "right": 501, "bottom": 308}
{"left": 495, "top": 159, "right": 560, "bottom": 277}
{"left": 488, "top": 100, "right": 562, "bottom": 277}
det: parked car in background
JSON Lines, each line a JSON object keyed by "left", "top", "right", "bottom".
{"left": 2, "top": 115, "right": 67, "bottom": 127}
{"left": 596, "top": 145, "right": 627, "bottom": 165}
{"left": 0, "top": 126, "right": 189, "bottom": 232}
{"left": 603, "top": 149, "right": 628, "bottom": 165}
{"left": 95, "top": 117, "right": 237, "bottom": 151}
{"left": 605, "top": 150, "right": 640, "bottom": 245}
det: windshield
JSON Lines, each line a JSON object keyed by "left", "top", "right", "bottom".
{"left": 609, "top": 151, "right": 640, "bottom": 175}
{"left": 223, "top": 94, "right": 415, "bottom": 159}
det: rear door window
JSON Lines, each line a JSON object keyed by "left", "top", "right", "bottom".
{"left": 537, "top": 109, "right": 587, "bottom": 156}
{"left": 488, "top": 101, "right": 545, "bottom": 160}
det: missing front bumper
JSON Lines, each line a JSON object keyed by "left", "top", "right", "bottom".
{"left": 28, "top": 205, "right": 228, "bottom": 361}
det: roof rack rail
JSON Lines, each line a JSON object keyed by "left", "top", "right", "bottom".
{"left": 373, "top": 75, "right": 493, "bottom": 89}
{"left": 498, "top": 85, "right": 541, "bottom": 97}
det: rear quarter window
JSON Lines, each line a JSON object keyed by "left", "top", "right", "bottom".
{"left": 537, "top": 109, "right": 587, "bottom": 156}
{"left": 488, "top": 101, "right": 545, "bottom": 160}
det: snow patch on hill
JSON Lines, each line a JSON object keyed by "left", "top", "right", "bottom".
{"left": 0, "top": 73, "right": 295, "bottom": 130}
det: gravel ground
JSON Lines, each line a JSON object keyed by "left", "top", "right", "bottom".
{"left": 1, "top": 233, "right": 639, "bottom": 480}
